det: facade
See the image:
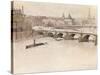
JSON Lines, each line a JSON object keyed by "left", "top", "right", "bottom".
{"left": 11, "top": 6, "right": 25, "bottom": 40}
{"left": 42, "top": 13, "right": 74, "bottom": 27}
{"left": 12, "top": 7, "right": 24, "bottom": 32}
{"left": 63, "top": 13, "right": 74, "bottom": 25}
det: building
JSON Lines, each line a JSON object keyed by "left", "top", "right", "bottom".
{"left": 11, "top": 3, "right": 25, "bottom": 40}
{"left": 11, "top": 7, "right": 24, "bottom": 32}
{"left": 63, "top": 13, "right": 74, "bottom": 25}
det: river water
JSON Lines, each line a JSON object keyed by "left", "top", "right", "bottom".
{"left": 13, "top": 36, "right": 97, "bottom": 74}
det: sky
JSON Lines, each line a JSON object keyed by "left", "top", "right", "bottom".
{"left": 13, "top": 1, "right": 97, "bottom": 18}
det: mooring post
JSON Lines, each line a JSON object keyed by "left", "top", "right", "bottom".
{"left": 95, "top": 35, "right": 97, "bottom": 45}
{"left": 79, "top": 33, "right": 83, "bottom": 42}
{"left": 33, "top": 39, "right": 36, "bottom": 46}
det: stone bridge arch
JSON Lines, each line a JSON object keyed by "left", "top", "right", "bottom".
{"left": 79, "top": 34, "right": 97, "bottom": 42}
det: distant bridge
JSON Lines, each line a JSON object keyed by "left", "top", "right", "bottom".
{"left": 65, "top": 25, "right": 97, "bottom": 28}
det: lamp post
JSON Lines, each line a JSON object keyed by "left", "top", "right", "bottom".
{"left": 15, "top": 21, "right": 17, "bottom": 40}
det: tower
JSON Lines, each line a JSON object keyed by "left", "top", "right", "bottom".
{"left": 68, "top": 13, "right": 72, "bottom": 19}
{"left": 88, "top": 8, "right": 91, "bottom": 19}
{"left": 22, "top": 6, "right": 24, "bottom": 14}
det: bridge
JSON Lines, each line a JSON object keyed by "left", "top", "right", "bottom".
{"left": 32, "top": 26, "right": 97, "bottom": 46}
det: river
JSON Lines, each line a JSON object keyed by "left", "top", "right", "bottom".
{"left": 13, "top": 37, "right": 97, "bottom": 74}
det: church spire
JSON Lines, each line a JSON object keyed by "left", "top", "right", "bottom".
{"left": 22, "top": 6, "right": 24, "bottom": 13}
{"left": 68, "top": 13, "right": 72, "bottom": 19}
{"left": 88, "top": 8, "right": 91, "bottom": 19}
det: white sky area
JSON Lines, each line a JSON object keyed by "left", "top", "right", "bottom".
{"left": 13, "top": 1, "right": 97, "bottom": 18}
